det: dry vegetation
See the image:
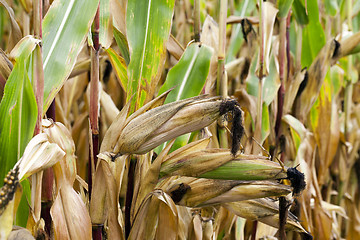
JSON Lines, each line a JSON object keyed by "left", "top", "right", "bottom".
{"left": 0, "top": 0, "right": 360, "bottom": 239}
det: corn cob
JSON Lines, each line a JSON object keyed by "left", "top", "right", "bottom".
{"left": 0, "top": 167, "right": 19, "bottom": 216}
{"left": 0, "top": 167, "right": 19, "bottom": 239}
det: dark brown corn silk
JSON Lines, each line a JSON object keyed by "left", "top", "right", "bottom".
{"left": 169, "top": 183, "right": 191, "bottom": 204}
{"left": 219, "top": 99, "right": 244, "bottom": 156}
{"left": 287, "top": 167, "right": 306, "bottom": 195}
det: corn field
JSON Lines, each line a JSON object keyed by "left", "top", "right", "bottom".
{"left": 0, "top": 0, "right": 360, "bottom": 239}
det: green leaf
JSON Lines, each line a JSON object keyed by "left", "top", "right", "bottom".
{"left": 155, "top": 42, "right": 213, "bottom": 153}
{"left": 261, "top": 103, "right": 270, "bottom": 144}
{"left": 113, "top": 27, "right": 130, "bottom": 65}
{"left": 262, "top": 56, "right": 280, "bottom": 105}
{"left": 15, "top": 179, "right": 31, "bottom": 227}
{"left": 324, "top": 0, "right": 339, "bottom": 16}
{"left": 282, "top": 114, "right": 306, "bottom": 140}
{"left": 292, "top": 0, "right": 309, "bottom": 25}
{"left": 300, "top": 0, "right": 325, "bottom": 67}
{"left": 106, "top": 48, "right": 128, "bottom": 91}
{"left": 0, "top": 36, "right": 38, "bottom": 186}
{"left": 158, "top": 43, "right": 213, "bottom": 103}
{"left": 277, "top": 0, "right": 294, "bottom": 18}
{"left": 99, "top": 0, "right": 113, "bottom": 49}
{"left": 329, "top": 66, "right": 344, "bottom": 97}
{"left": 126, "top": 0, "right": 175, "bottom": 111}
{"left": 42, "top": 0, "right": 99, "bottom": 112}
{"left": 225, "top": 0, "right": 256, "bottom": 63}
{"left": 247, "top": 54, "right": 280, "bottom": 105}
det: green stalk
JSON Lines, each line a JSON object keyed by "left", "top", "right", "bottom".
{"left": 193, "top": 0, "right": 201, "bottom": 42}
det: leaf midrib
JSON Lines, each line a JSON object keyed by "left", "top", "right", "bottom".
{"left": 43, "top": 0, "right": 76, "bottom": 68}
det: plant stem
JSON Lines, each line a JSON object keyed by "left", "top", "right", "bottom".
{"left": 34, "top": 0, "right": 52, "bottom": 237}
{"left": 89, "top": 4, "right": 100, "bottom": 199}
{"left": 125, "top": 158, "right": 136, "bottom": 239}
{"left": 251, "top": 221, "right": 258, "bottom": 240}
{"left": 275, "top": 16, "right": 287, "bottom": 137}
{"left": 344, "top": 0, "right": 353, "bottom": 140}
{"left": 41, "top": 95, "right": 56, "bottom": 238}
{"left": 286, "top": 13, "right": 291, "bottom": 81}
{"left": 89, "top": 4, "right": 102, "bottom": 240}
{"left": 253, "top": 0, "right": 264, "bottom": 154}
{"left": 217, "top": 0, "right": 227, "bottom": 98}
{"left": 216, "top": 0, "right": 228, "bottom": 150}
{"left": 193, "top": 0, "right": 200, "bottom": 42}
{"left": 279, "top": 196, "right": 289, "bottom": 240}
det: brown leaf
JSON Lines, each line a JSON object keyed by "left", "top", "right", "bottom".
{"left": 167, "top": 34, "right": 184, "bottom": 60}
{"left": 51, "top": 184, "right": 92, "bottom": 240}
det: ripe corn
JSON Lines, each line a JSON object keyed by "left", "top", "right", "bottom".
{"left": 223, "top": 198, "right": 311, "bottom": 236}
{"left": 113, "top": 95, "right": 222, "bottom": 154}
{"left": 0, "top": 167, "right": 19, "bottom": 239}
{"left": 160, "top": 149, "right": 287, "bottom": 181}
{"left": 165, "top": 177, "right": 291, "bottom": 207}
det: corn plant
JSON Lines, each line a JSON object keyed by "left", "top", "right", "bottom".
{"left": 0, "top": 0, "right": 360, "bottom": 239}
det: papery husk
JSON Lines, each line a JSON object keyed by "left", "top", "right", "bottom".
{"left": 15, "top": 133, "right": 65, "bottom": 180}
{"left": 128, "top": 190, "right": 178, "bottom": 240}
{"left": 160, "top": 149, "right": 287, "bottom": 180}
{"left": 51, "top": 183, "right": 92, "bottom": 240}
{"left": 114, "top": 95, "right": 221, "bottom": 154}
{"left": 164, "top": 177, "right": 291, "bottom": 207}
{"left": 224, "top": 198, "right": 310, "bottom": 234}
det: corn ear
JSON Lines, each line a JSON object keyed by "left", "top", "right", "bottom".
{"left": 199, "top": 158, "right": 287, "bottom": 180}
{"left": 100, "top": 89, "right": 172, "bottom": 152}
{"left": 114, "top": 95, "right": 221, "bottom": 154}
{"left": 160, "top": 150, "right": 287, "bottom": 181}
{"left": 0, "top": 167, "right": 19, "bottom": 239}
{"left": 201, "top": 181, "right": 291, "bottom": 206}
{"left": 164, "top": 177, "right": 291, "bottom": 207}
{"left": 160, "top": 148, "right": 233, "bottom": 178}
{"left": 223, "top": 198, "right": 311, "bottom": 235}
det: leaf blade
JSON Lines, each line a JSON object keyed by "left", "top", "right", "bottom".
{"left": 126, "top": 0, "right": 175, "bottom": 110}
{"left": 42, "top": 0, "right": 99, "bottom": 111}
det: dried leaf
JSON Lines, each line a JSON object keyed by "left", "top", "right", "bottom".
{"left": 51, "top": 184, "right": 92, "bottom": 240}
